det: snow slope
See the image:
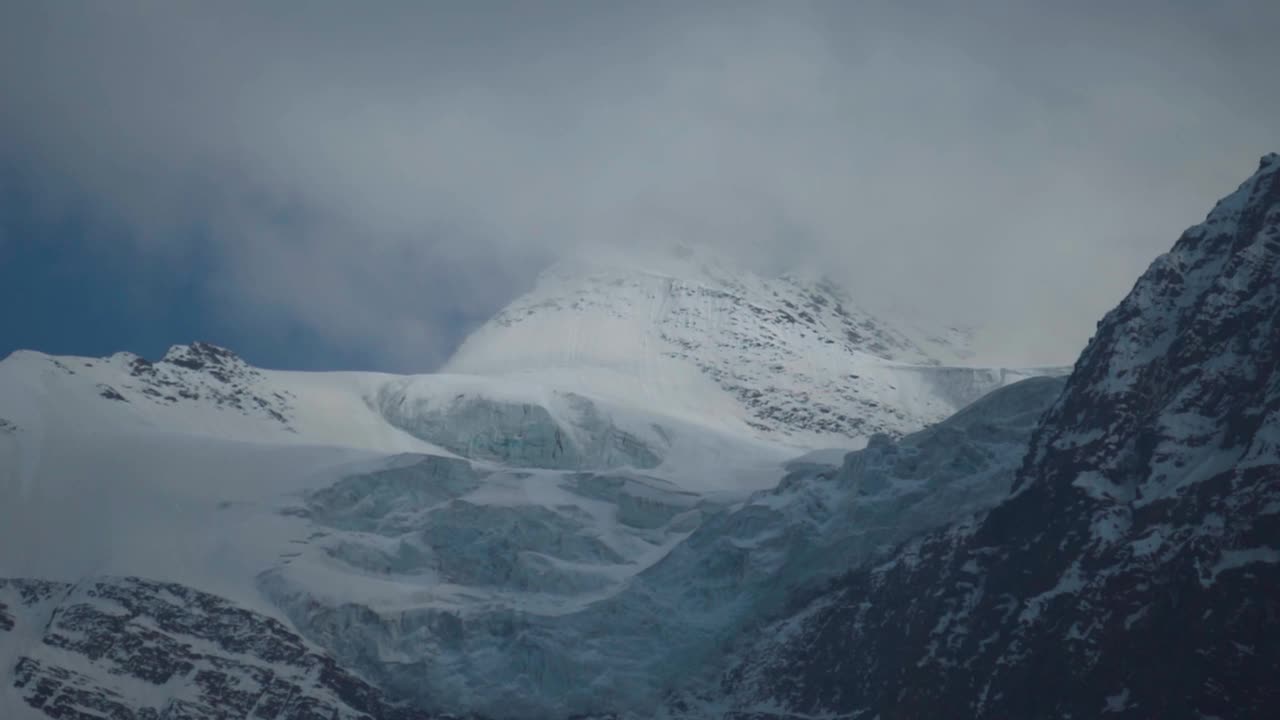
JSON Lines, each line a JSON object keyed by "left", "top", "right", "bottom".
{"left": 0, "top": 577, "right": 447, "bottom": 719}
{"left": 0, "top": 338, "right": 796, "bottom": 594}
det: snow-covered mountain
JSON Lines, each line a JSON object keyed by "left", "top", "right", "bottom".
{"left": 0, "top": 245, "right": 1062, "bottom": 718}
{"left": 446, "top": 244, "right": 1060, "bottom": 445}
{"left": 4, "top": 155, "right": 1276, "bottom": 719}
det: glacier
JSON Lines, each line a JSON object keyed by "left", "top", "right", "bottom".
{"left": 258, "top": 375, "right": 1066, "bottom": 717}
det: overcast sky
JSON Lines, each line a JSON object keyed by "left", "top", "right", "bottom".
{"left": 2, "top": 1, "right": 1277, "bottom": 370}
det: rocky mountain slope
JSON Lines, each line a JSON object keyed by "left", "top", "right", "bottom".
{"left": 0, "top": 577, "right": 461, "bottom": 720}
{"left": 698, "top": 154, "right": 1280, "bottom": 719}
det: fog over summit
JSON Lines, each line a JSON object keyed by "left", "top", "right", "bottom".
{"left": 2, "top": 2, "right": 1278, "bottom": 370}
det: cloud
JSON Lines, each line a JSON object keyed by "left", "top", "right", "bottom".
{"left": 2, "top": 1, "right": 1277, "bottom": 369}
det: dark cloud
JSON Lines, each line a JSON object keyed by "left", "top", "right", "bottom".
{"left": 2, "top": 1, "right": 1276, "bottom": 369}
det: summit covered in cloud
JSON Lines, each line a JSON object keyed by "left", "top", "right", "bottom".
{"left": 3, "top": 2, "right": 1278, "bottom": 370}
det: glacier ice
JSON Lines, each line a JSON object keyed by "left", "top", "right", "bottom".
{"left": 262, "top": 376, "right": 1066, "bottom": 718}
{"left": 374, "top": 380, "right": 665, "bottom": 470}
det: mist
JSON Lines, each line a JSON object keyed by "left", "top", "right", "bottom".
{"left": 2, "top": 1, "right": 1277, "bottom": 369}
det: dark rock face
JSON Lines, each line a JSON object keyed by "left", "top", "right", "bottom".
{"left": 706, "top": 155, "right": 1280, "bottom": 718}
{"left": 0, "top": 577, "right": 466, "bottom": 719}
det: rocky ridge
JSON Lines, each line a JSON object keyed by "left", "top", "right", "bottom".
{"left": 0, "top": 576, "right": 462, "bottom": 719}
{"left": 698, "top": 154, "right": 1280, "bottom": 719}
{"left": 99, "top": 341, "right": 295, "bottom": 427}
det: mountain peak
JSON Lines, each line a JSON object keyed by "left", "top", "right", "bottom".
{"left": 445, "top": 244, "right": 1055, "bottom": 445}
{"left": 1022, "top": 151, "right": 1279, "bottom": 496}
{"left": 160, "top": 342, "right": 244, "bottom": 372}
{"left": 1203, "top": 150, "right": 1279, "bottom": 225}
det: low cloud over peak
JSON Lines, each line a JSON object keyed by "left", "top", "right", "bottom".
{"left": 3, "top": 1, "right": 1277, "bottom": 370}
